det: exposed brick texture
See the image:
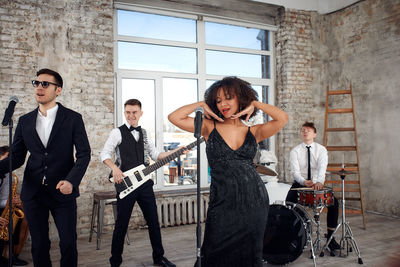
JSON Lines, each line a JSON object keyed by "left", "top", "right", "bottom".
{"left": 0, "top": 0, "right": 399, "bottom": 242}
{"left": 0, "top": 0, "right": 115, "bottom": 237}
{"left": 275, "top": 0, "right": 400, "bottom": 216}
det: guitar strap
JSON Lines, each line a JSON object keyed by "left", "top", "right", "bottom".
{"left": 108, "top": 127, "right": 150, "bottom": 180}
{"left": 142, "top": 128, "right": 150, "bottom": 167}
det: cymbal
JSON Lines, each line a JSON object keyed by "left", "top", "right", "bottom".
{"left": 328, "top": 170, "right": 357, "bottom": 176}
{"left": 255, "top": 164, "right": 278, "bottom": 176}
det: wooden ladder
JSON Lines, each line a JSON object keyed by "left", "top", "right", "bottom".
{"left": 323, "top": 84, "right": 366, "bottom": 229}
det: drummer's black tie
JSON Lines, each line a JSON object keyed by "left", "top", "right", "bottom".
{"left": 306, "top": 146, "right": 311, "bottom": 180}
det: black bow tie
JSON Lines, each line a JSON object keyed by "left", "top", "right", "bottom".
{"left": 129, "top": 125, "right": 141, "bottom": 132}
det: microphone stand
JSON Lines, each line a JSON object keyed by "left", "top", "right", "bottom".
{"left": 7, "top": 120, "right": 14, "bottom": 267}
{"left": 195, "top": 134, "right": 202, "bottom": 267}
{"left": 194, "top": 112, "right": 202, "bottom": 267}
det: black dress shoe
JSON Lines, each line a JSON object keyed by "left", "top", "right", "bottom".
{"left": 153, "top": 256, "right": 176, "bottom": 267}
{"left": 12, "top": 255, "right": 28, "bottom": 266}
{"left": 328, "top": 237, "right": 341, "bottom": 250}
{"left": 0, "top": 256, "right": 8, "bottom": 267}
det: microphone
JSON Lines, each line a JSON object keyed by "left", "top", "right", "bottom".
{"left": 194, "top": 106, "right": 204, "bottom": 138}
{"left": 1, "top": 96, "right": 19, "bottom": 126}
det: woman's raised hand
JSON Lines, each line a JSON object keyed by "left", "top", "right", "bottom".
{"left": 203, "top": 104, "right": 224, "bottom": 122}
{"left": 230, "top": 102, "right": 255, "bottom": 122}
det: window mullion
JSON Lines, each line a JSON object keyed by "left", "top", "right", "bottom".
{"left": 205, "top": 44, "right": 271, "bottom": 56}
{"left": 115, "top": 7, "right": 276, "bottom": 191}
{"left": 118, "top": 35, "right": 199, "bottom": 49}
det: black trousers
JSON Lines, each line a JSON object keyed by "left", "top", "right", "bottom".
{"left": 110, "top": 180, "right": 164, "bottom": 267}
{"left": 286, "top": 182, "right": 339, "bottom": 229}
{"left": 23, "top": 187, "right": 77, "bottom": 267}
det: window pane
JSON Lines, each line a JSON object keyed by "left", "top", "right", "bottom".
{"left": 252, "top": 85, "right": 269, "bottom": 123}
{"left": 206, "top": 50, "right": 269, "bottom": 78}
{"left": 118, "top": 10, "right": 196, "bottom": 42}
{"left": 121, "top": 78, "right": 155, "bottom": 132}
{"left": 206, "top": 80, "right": 216, "bottom": 89}
{"left": 121, "top": 78, "right": 157, "bottom": 182}
{"left": 206, "top": 22, "right": 269, "bottom": 51}
{"left": 162, "top": 78, "right": 198, "bottom": 187}
{"left": 253, "top": 85, "right": 270, "bottom": 149}
{"left": 118, "top": 42, "right": 197, "bottom": 73}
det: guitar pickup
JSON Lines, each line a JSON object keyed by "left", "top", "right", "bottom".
{"left": 115, "top": 182, "right": 127, "bottom": 193}
{"left": 134, "top": 171, "right": 143, "bottom": 182}
{"left": 124, "top": 176, "right": 133, "bottom": 187}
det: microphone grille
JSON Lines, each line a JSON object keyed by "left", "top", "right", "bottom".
{"left": 195, "top": 106, "right": 204, "bottom": 114}
{"left": 10, "top": 96, "right": 19, "bottom": 103}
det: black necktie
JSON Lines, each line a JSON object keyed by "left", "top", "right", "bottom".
{"left": 129, "top": 125, "right": 141, "bottom": 132}
{"left": 306, "top": 146, "right": 311, "bottom": 180}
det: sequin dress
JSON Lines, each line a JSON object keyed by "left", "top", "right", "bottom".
{"left": 199, "top": 126, "right": 269, "bottom": 267}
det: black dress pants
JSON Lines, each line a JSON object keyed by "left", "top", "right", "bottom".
{"left": 110, "top": 180, "right": 164, "bottom": 267}
{"left": 23, "top": 188, "right": 77, "bottom": 267}
{"left": 286, "top": 182, "right": 339, "bottom": 229}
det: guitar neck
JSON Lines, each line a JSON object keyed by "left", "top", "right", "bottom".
{"left": 142, "top": 137, "right": 204, "bottom": 176}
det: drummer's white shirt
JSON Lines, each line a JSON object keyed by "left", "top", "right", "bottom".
{"left": 289, "top": 142, "right": 328, "bottom": 185}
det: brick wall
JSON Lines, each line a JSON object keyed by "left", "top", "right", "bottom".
{"left": 0, "top": 0, "right": 115, "bottom": 237}
{"left": 310, "top": 0, "right": 400, "bottom": 216}
{"left": 274, "top": 8, "right": 323, "bottom": 182}
{"left": 275, "top": 0, "right": 400, "bottom": 217}
{"left": 1, "top": 0, "right": 399, "bottom": 241}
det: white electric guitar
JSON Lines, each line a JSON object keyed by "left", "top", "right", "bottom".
{"left": 110, "top": 137, "right": 205, "bottom": 199}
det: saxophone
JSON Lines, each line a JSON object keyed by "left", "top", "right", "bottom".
{"left": 0, "top": 174, "right": 25, "bottom": 241}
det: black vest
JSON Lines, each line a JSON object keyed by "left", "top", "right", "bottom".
{"left": 118, "top": 124, "right": 145, "bottom": 172}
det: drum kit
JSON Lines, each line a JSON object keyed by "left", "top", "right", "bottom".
{"left": 257, "top": 165, "right": 363, "bottom": 266}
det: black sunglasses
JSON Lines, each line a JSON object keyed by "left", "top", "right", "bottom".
{"left": 31, "top": 80, "right": 60, "bottom": 88}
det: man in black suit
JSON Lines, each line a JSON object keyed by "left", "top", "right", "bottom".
{"left": 0, "top": 68, "right": 91, "bottom": 267}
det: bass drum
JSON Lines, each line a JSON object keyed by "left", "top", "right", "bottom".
{"left": 263, "top": 202, "right": 312, "bottom": 265}
{"left": 264, "top": 180, "right": 291, "bottom": 204}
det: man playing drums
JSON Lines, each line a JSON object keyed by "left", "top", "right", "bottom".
{"left": 286, "top": 122, "right": 340, "bottom": 251}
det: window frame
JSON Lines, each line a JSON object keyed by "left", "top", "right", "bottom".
{"left": 113, "top": 4, "right": 277, "bottom": 191}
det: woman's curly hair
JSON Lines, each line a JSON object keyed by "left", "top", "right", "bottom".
{"left": 204, "top": 76, "right": 258, "bottom": 121}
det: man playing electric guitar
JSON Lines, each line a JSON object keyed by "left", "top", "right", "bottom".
{"left": 101, "top": 99, "right": 184, "bottom": 267}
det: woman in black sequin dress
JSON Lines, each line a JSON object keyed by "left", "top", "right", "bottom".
{"left": 168, "top": 77, "right": 288, "bottom": 267}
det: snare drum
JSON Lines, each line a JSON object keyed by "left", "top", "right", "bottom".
{"left": 263, "top": 202, "right": 312, "bottom": 265}
{"left": 298, "top": 187, "right": 334, "bottom": 208}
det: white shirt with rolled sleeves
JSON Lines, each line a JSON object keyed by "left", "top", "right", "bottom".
{"left": 100, "top": 123, "right": 160, "bottom": 164}
{"left": 289, "top": 142, "right": 328, "bottom": 186}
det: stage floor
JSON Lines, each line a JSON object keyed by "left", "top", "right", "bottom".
{"left": 18, "top": 211, "right": 400, "bottom": 267}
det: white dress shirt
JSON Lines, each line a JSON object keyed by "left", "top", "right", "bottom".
{"left": 100, "top": 123, "right": 160, "bottom": 164}
{"left": 36, "top": 104, "right": 59, "bottom": 147}
{"left": 289, "top": 142, "right": 328, "bottom": 185}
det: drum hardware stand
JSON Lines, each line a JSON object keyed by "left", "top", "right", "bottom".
{"left": 296, "top": 197, "right": 317, "bottom": 266}
{"left": 312, "top": 205, "right": 325, "bottom": 253}
{"left": 305, "top": 218, "right": 317, "bottom": 267}
{"left": 292, "top": 203, "right": 317, "bottom": 267}
{"left": 319, "top": 170, "right": 363, "bottom": 264}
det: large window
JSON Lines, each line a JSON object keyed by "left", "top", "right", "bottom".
{"left": 115, "top": 5, "right": 276, "bottom": 190}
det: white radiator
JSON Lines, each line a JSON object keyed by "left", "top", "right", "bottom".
{"left": 156, "top": 194, "right": 209, "bottom": 227}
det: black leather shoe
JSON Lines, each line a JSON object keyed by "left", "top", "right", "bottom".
{"left": 328, "top": 237, "right": 341, "bottom": 250}
{"left": 12, "top": 255, "right": 28, "bottom": 266}
{"left": 0, "top": 256, "right": 8, "bottom": 267}
{"left": 154, "top": 256, "right": 176, "bottom": 267}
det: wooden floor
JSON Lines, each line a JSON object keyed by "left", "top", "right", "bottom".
{"left": 16, "top": 211, "right": 400, "bottom": 267}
